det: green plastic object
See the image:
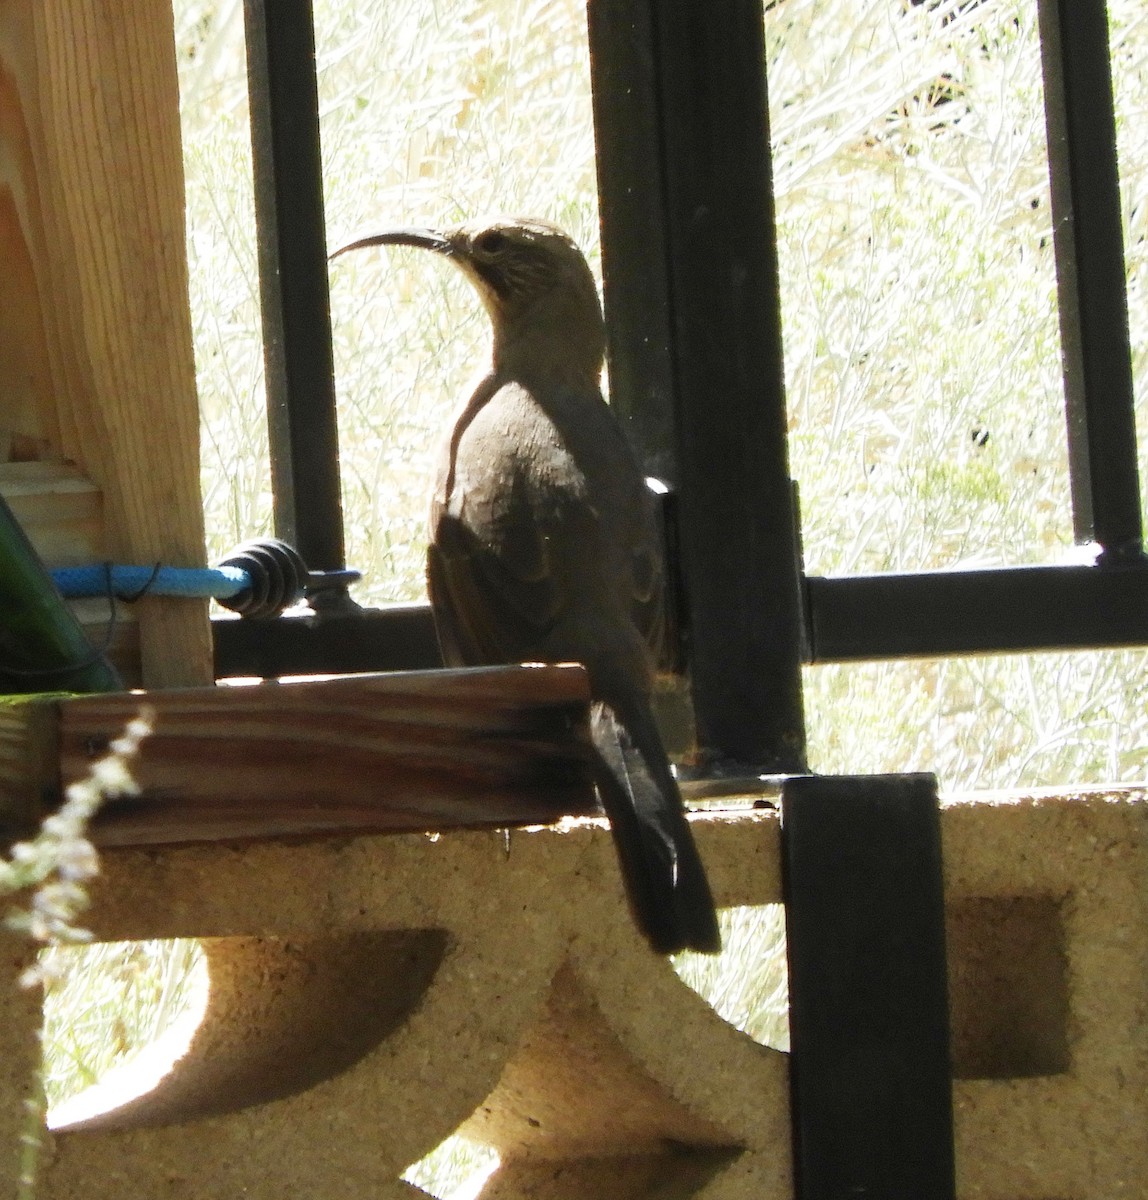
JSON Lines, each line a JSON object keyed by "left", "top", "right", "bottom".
{"left": 0, "top": 491, "right": 121, "bottom": 694}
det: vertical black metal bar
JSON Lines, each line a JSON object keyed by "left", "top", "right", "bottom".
{"left": 243, "top": 0, "right": 347, "bottom": 583}
{"left": 649, "top": 0, "right": 807, "bottom": 772}
{"left": 1038, "top": 0, "right": 1143, "bottom": 560}
{"left": 587, "top": 4, "right": 689, "bottom": 677}
{"left": 782, "top": 774, "right": 956, "bottom": 1200}
{"left": 587, "top": 2, "right": 678, "bottom": 485}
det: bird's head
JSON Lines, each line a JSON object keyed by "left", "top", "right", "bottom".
{"left": 331, "top": 217, "right": 606, "bottom": 382}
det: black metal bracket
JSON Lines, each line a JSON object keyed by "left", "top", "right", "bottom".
{"left": 782, "top": 773, "right": 956, "bottom": 1200}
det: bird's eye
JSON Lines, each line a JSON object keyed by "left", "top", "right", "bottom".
{"left": 475, "top": 230, "right": 508, "bottom": 256}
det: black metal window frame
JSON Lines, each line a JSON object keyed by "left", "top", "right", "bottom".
{"left": 205, "top": 6, "right": 1148, "bottom": 1195}
{"left": 218, "top": 0, "right": 1147, "bottom": 778}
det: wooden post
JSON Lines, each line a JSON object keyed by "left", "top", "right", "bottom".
{"left": 0, "top": 3, "right": 211, "bottom": 687}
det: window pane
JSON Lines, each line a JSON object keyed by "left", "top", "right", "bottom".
{"left": 769, "top": 0, "right": 1074, "bottom": 573}
{"left": 176, "top": 2, "right": 270, "bottom": 563}
{"left": 805, "top": 650, "right": 1148, "bottom": 789}
{"left": 177, "top": 0, "right": 599, "bottom": 603}
{"left": 318, "top": 1, "right": 599, "bottom": 605}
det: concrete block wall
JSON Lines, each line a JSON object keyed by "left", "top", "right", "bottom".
{"left": 944, "top": 788, "right": 1148, "bottom": 1199}
{"left": 0, "top": 787, "right": 1142, "bottom": 1198}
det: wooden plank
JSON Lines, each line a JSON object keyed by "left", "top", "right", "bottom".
{"left": 0, "top": 461, "right": 104, "bottom": 567}
{"left": 0, "top": 698, "right": 58, "bottom": 836}
{"left": 0, "top": 3, "right": 211, "bottom": 687}
{"left": 0, "top": 461, "right": 142, "bottom": 684}
{"left": 50, "top": 665, "right": 597, "bottom": 847}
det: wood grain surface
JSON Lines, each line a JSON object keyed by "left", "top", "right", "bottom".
{"left": 47, "top": 665, "right": 599, "bottom": 846}
{"left": 0, "top": 3, "right": 211, "bottom": 686}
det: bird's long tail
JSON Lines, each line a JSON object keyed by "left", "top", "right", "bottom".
{"left": 590, "top": 697, "right": 721, "bottom": 955}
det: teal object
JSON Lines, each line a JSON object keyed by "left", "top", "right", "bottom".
{"left": 0, "top": 492, "right": 121, "bottom": 694}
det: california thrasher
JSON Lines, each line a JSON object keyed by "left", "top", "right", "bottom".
{"left": 331, "top": 217, "right": 720, "bottom": 954}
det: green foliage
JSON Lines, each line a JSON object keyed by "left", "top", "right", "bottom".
{"left": 3, "top": 709, "right": 153, "bottom": 980}
{"left": 2, "top": 708, "right": 154, "bottom": 1193}
{"left": 40, "top": 939, "right": 205, "bottom": 1106}
{"left": 674, "top": 904, "right": 791, "bottom": 1051}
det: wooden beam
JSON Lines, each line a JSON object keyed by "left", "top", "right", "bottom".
{"left": 0, "top": 461, "right": 143, "bottom": 683}
{"left": 0, "top": 697, "right": 58, "bottom": 834}
{"left": 0, "top": 665, "right": 599, "bottom": 847}
{"left": 0, "top": 461, "right": 104, "bottom": 567}
{"left": 0, "top": 3, "right": 211, "bottom": 687}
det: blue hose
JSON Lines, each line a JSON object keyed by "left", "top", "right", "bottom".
{"left": 52, "top": 563, "right": 251, "bottom": 601}
{"left": 48, "top": 541, "right": 355, "bottom": 618}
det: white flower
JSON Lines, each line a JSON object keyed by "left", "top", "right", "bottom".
{"left": 1, "top": 706, "right": 154, "bottom": 984}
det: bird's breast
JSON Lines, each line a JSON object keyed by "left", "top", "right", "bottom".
{"left": 444, "top": 381, "right": 593, "bottom": 510}
{"left": 435, "top": 376, "right": 658, "bottom": 569}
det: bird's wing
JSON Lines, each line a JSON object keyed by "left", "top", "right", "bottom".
{"left": 428, "top": 382, "right": 568, "bottom": 666}
{"left": 428, "top": 508, "right": 560, "bottom": 666}
{"left": 428, "top": 378, "right": 667, "bottom": 674}
{"left": 630, "top": 531, "right": 667, "bottom": 672}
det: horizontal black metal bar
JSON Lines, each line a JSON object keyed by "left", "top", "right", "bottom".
{"left": 243, "top": 0, "right": 347, "bottom": 575}
{"left": 807, "top": 561, "right": 1148, "bottom": 661}
{"left": 213, "top": 605, "right": 441, "bottom": 678}
{"left": 782, "top": 773, "right": 955, "bottom": 1200}
{"left": 1038, "top": 0, "right": 1142, "bottom": 556}
{"left": 212, "top": 558, "right": 1148, "bottom": 678}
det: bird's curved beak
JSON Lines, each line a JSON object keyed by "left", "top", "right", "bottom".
{"left": 328, "top": 227, "right": 454, "bottom": 261}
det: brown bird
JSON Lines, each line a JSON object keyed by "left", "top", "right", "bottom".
{"left": 331, "top": 217, "right": 720, "bottom": 954}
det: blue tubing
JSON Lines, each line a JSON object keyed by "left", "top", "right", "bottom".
{"left": 52, "top": 564, "right": 251, "bottom": 601}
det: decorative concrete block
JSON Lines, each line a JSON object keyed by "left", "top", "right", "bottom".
{"left": 0, "top": 787, "right": 1139, "bottom": 1199}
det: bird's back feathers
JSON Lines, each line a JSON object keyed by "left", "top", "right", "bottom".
{"left": 336, "top": 216, "right": 721, "bottom": 955}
